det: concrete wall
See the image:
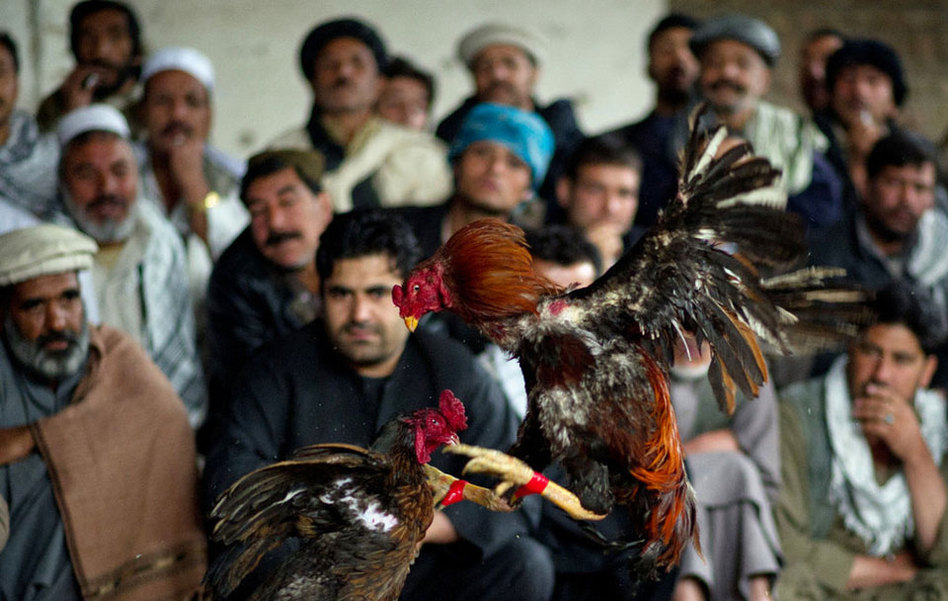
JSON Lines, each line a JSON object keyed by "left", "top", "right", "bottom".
{"left": 6, "top": 0, "right": 667, "bottom": 157}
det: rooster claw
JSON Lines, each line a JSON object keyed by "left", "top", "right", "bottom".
{"left": 444, "top": 444, "right": 607, "bottom": 521}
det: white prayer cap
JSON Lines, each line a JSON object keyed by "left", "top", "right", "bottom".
{"left": 0, "top": 225, "right": 98, "bottom": 287}
{"left": 457, "top": 23, "right": 548, "bottom": 67}
{"left": 142, "top": 46, "right": 215, "bottom": 92}
{"left": 57, "top": 104, "right": 130, "bottom": 147}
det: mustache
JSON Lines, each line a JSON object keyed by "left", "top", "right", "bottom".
{"left": 87, "top": 194, "right": 128, "bottom": 211}
{"left": 486, "top": 81, "right": 516, "bottom": 95}
{"left": 161, "top": 121, "right": 193, "bottom": 138}
{"left": 343, "top": 323, "right": 381, "bottom": 336}
{"left": 37, "top": 330, "right": 80, "bottom": 351}
{"left": 331, "top": 77, "right": 355, "bottom": 89}
{"left": 708, "top": 79, "right": 746, "bottom": 94}
{"left": 265, "top": 231, "right": 302, "bottom": 246}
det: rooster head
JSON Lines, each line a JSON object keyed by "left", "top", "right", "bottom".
{"left": 392, "top": 259, "right": 452, "bottom": 332}
{"left": 407, "top": 390, "right": 468, "bottom": 464}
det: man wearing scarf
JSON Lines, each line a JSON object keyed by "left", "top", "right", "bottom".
{"left": 776, "top": 283, "right": 948, "bottom": 600}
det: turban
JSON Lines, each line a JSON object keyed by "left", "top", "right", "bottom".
{"left": 457, "top": 22, "right": 547, "bottom": 67}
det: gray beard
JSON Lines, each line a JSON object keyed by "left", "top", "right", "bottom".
{"left": 4, "top": 313, "right": 90, "bottom": 382}
{"left": 61, "top": 186, "right": 139, "bottom": 244}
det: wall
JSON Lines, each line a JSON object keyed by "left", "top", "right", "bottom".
{"left": 6, "top": 0, "right": 667, "bottom": 157}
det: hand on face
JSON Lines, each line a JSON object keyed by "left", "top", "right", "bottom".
{"left": 852, "top": 382, "right": 926, "bottom": 461}
{"left": 166, "top": 134, "right": 208, "bottom": 198}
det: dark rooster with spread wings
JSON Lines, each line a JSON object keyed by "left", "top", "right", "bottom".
{"left": 393, "top": 117, "right": 867, "bottom": 576}
{"left": 206, "top": 390, "right": 519, "bottom": 601}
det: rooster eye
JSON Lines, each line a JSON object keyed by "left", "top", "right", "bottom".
{"left": 413, "top": 284, "right": 420, "bottom": 293}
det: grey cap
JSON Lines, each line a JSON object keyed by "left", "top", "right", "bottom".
{"left": 689, "top": 14, "right": 781, "bottom": 66}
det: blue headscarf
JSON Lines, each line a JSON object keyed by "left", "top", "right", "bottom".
{"left": 449, "top": 103, "right": 555, "bottom": 188}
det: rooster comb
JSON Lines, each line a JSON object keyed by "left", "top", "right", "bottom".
{"left": 438, "top": 390, "right": 468, "bottom": 432}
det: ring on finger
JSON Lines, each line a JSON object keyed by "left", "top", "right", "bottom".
{"left": 884, "top": 413, "right": 895, "bottom": 425}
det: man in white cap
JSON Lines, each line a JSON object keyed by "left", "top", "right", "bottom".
{"left": 436, "top": 22, "right": 584, "bottom": 206}
{"left": 136, "top": 46, "right": 248, "bottom": 310}
{"left": 0, "top": 224, "right": 205, "bottom": 601}
{"left": 55, "top": 103, "right": 206, "bottom": 427}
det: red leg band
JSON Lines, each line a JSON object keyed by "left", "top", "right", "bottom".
{"left": 513, "top": 472, "right": 549, "bottom": 500}
{"left": 441, "top": 479, "right": 467, "bottom": 506}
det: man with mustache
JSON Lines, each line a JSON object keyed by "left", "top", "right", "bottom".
{"left": 0, "top": 224, "right": 205, "bottom": 601}
{"left": 603, "top": 13, "right": 700, "bottom": 228}
{"left": 687, "top": 14, "right": 844, "bottom": 231}
{"left": 436, "top": 22, "right": 584, "bottom": 210}
{"left": 36, "top": 0, "right": 144, "bottom": 133}
{"left": 56, "top": 103, "right": 206, "bottom": 428}
{"left": 269, "top": 17, "right": 451, "bottom": 212}
{"left": 203, "top": 149, "right": 332, "bottom": 435}
{"left": 809, "top": 130, "right": 948, "bottom": 390}
{"left": 135, "top": 46, "right": 249, "bottom": 315}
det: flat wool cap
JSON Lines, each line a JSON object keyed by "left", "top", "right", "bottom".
{"left": 57, "top": 104, "right": 130, "bottom": 147}
{"left": 0, "top": 225, "right": 98, "bottom": 287}
{"left": 299, "top": 17, "right": 387, "bottom": 81}
{"left": 458, "top": 22, "right": 548, "bottom": 67}
{"left": 142, "top": 46, "right": 215, "bottom": 92}
{"left": 690, "top": 14, "right": 781, "bottom": 66}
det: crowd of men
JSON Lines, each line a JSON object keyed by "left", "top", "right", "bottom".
{"left": 2, "top": 2, "right": 948, "bottom": 600}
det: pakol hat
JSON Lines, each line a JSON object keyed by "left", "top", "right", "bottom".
{"left": 0, "top": 225, "right": 98, "bottom": 287}
{"left": 457, "top": 22, "right": 548, "bottom": 67}
{"left": 690, "top": 14, "right": 781, "bottom": 67}
{"left": 142, "top": 46, "right": 215, "bottom": 92}
{"left": 825, "top": 39, "right": 908, "bottom": 107}
{"left": 299, "top": 17, "right": 388, "bottom": 81}
{"left": 57, "top": 104, "right": 130, "bottom": 147}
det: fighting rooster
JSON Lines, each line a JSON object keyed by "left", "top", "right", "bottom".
{"left": 207, "top": 390, "right": 491, "bottom": 600}
{"left": 393, "top": 118, "right": 866, "bottom": 576}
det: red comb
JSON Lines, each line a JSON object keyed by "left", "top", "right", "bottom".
{"left": 438, "top": 390, "right": 468, "bottom": 432}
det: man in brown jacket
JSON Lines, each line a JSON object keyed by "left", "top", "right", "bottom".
{"left": 0, "top": 224, "right": 205, "bottom": 600}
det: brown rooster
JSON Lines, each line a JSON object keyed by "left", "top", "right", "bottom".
{"left": 392, "top": 116, "right": 868, "bottom": 577}
{"left": 205, "top": 390, "right": 518, "bottom": 601}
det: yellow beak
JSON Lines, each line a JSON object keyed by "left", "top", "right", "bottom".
{"left": 404, "top": 316, "right": 418, "bottom": 332}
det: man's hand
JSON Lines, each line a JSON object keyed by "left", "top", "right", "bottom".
{"left": 421, "top": 511, "right": 458, "bottom": 545}
{"left": 167, "top": 136, "right": 210, "bottom": 206}
{"left": 847, "top": 552, "right": 918, "bottom": 590}
{"left": 0, "top": 425, "right": 35, "bottom": 466}
{"left": 59, "top": 66, "right": 111, "bottom": 111}
{"left": 852, "top": 383, "right": 926, "bottom": 462}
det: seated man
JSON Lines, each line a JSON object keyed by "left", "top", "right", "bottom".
{"left": 36, "top": 0, "right": 144, "bottom": 132}
{"left": 135, "top": 46, "right": 249, "bottom": 309}
{"left": 271, "top": 17, "right": 451, "bottom": 211}
{"left": 55, "top": 104, "right": 206, "bottom": 426}
{"left": 377, "top": 55, "right": 436, "bottom": 132}
{"left": 203, "top": 209, "right": 553, "bottom": 601}
{"left": 203, "top": 149, "right": 332, "bottom": 423}
{"left": 0, "top": 224, "right": 205, "bottom": 600}
{"left": 0, "top": 32, "right": 60, "bottom": 218}
{"left": 776, "top": 282, "right": 948, "bottom": 599}
{"left": 553, "top": 135, "right": 644, "bottom": 269}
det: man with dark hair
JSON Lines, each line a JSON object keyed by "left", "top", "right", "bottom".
{"left": 204, "top": 149, "right": 332, "bottom": 426}
{"left": 0, "top": 31, "right": 61, "bottom": 218}
{"left": 809, "top": 130, "right": 948, "bottom": 386}
{"left": 526, "top": 225, "right": 603, "bottom": 286}
{"left": 799, "top": 28, "right": 846, "bottom": 115}
{"left": 203, "top": 209, "right": 554, "bottom": 601}
{"left": 776, "top": 282, "right": 948, "bottom": 599}
{"left": 37, "top": 0, "right": 144, "bottom": 132}
{"left": 377, "top": 56, "right": 436, "bottom": 131}
{"left": 604, "top": 13, "right": 700, "bottom": 227}
{"left": 554, "top": 135, "right": 644, "bottom": 268}
{"left": 270, "top": 17, "right": 450, "bottom": 212}
{"left": 436, "top": 22, "right": 584, "bottom": 207}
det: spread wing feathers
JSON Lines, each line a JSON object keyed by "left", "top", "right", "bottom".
{"left": 565, "top": 116, "right": 855, "bottom": 415}
{"left": 207, "top": 444, "right": 389, "bottom": 597}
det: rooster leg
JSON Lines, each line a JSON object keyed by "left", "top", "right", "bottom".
{"left": 444, "top": 444, "right": 607, "bottom": 521}
{"left": 423, "top": 464, "right": 514, "bottom": 512}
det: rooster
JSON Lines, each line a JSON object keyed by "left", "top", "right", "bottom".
{"left": 206, "top": 390, "right": 512, "bottom": 601}
{"left": 392, "top": 115, "right": 867, "bottom": 576}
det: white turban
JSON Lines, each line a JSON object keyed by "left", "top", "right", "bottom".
{"left": 0, "top": 225, "right": 98, "bottom": 287}
{"left": 457, "top": 22, "right": 548, "bottom": 67}
{"left": 57, "top": 104, "right": 130, "bottom": 147}
{"left": 142, "top": 46, "right": 215, "bottom": 92}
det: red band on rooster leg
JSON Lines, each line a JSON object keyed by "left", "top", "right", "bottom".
{"left": 441, "top": 480, "right": 467, "bottom": 506}
{"left": 513, "top": 472, "right": 549, "bottom": 500}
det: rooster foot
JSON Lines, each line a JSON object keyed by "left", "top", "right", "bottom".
{"left": 444, "top": 444, "right": 607, "bottom": 521}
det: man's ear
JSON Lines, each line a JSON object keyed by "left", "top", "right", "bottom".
{"left": 919, "top": 354, "right": 938, "bottom": 390}
{"left": 555, "top": 176, "right": 572, "bottom": 209}
{"left": 762, "top": 68, "right": 773, "bottom": 95}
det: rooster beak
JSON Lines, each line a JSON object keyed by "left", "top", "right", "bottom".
{"left": 448, "top": 434, "right": 460, "bottom": 446}
{"left": 404, "top": 316, "right": 418, "bottom": 332}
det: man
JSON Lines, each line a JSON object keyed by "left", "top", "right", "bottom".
{"left": 436, "top": 22, "right": 584, "bottom": 206}
{"left": 809, "top": 130, "right": 948, "bottom": 387}
{"left": 203, "top": 209, "right": 554, "bottom": 601}
{"left": 56, "top": 103, "right": 206, "bottom": 426}
{"left": 604, "top": 13, "right": 700, "bottom": 227}
{"left": 270, "top": 17, "right": 451, "bottom": 212}
{"left": 135, "top": 46, "right": 249, "bottom": 307}
{"left": 687, "top": 13, "right": 843, "bottom": 230}
{"left": 776, "top": 282, "right": 948, "bottom": 599}
{"left": 377, "top": 55, "right": 435, "bottom": 131}
{"left": 554, "top": 135, "right": 644, "bottom": 269}
{"left": 815, "top": 38, "right": 908, "bottom": 202}
{"left": 36, "top": 0, "right": 144, "bottom": 132}
{"left": 0, "top": 32, "right": 60, "bottom": 218}
{"left": 799, "top": 28, "right": 845, "bottom": 115}
{"left": 0, "top": 224, "right": 205, "bottom": 600}
{"left": 204, "top": 149, "right": 332, "bottom": 423}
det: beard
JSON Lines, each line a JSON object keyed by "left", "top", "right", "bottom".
{"left": 4, "top": 313, "right": 90, "bottom": 382}
{"left": 61, "top": 186, "right": 138, "bottom": 244}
